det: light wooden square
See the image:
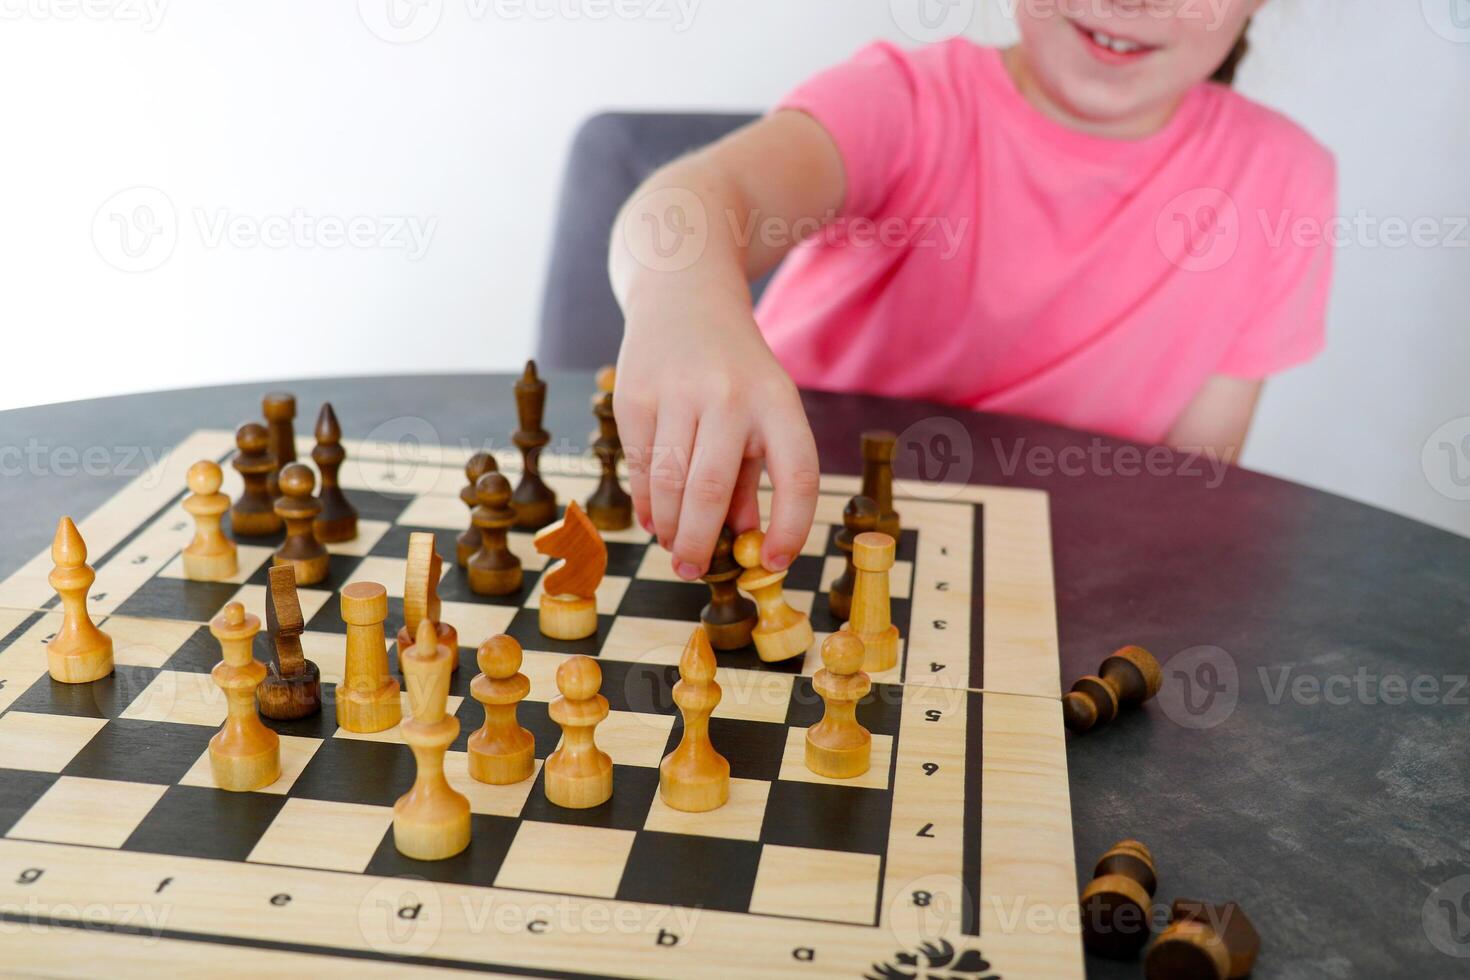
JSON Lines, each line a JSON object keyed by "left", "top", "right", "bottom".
{"left": 158, "top": 545, "right": 274, "bottom": 584}
{"left": 8, "top": 776, "right": 166, "bottom": 848}
{"left": 748, "top": 844, "right": 881, "bottom": 924}
{"left": 0, "top": 613, "right": 65, "bottom": 674}
{"left": 324, "top": 519, "right": 391, "bottom": 557}
{"left": 119, "top": 669, "right": 227, "bottom": 727}
{"left": 247, "top": 798, "right": 393, "bottom": 872}
{"left": 333, "top": 695, "right": 464, "bottom": 743}
{"left": 445, "top": 751, "right": 540, "bottom": 817}
{"left": 178, "top": 735, "right": 323, "bottom": 794}
{"left": 101, "top": 616, "right": 201, "bottom": 668}
{"left": 598, "top": 617, "right": 690, "bottom": 664}
{"left": 341, "top": 459, "right": 457, "bottom": 498}
{"left": 341, "top": 556, "right": 409, "bottom": 598}
{"left": 550, "top": 710, "right": 673, "bottom": 768}
{"left": 0, "top": 607, "right": 32, "bottom": 643}
{"left": 712, "top": 668, "right": 795, "bottom": 724}
{"left": 523, "top": 575, "right": 629, "bottom": 616}
{"left": 219, "top": 584, "right": 333, "bottom": 632}
{"left": 643, "top": 777, "right": 770, "bottom": 841}
{"left": 393, "top": 494, "right": 465, "bottom": 530}
{"left": 0, "top": 712, "right": 106, "bottom": 772}
{"left": 494, "top": 822, "right": 635, "bottom": 898}
{"left": 518, "top": 650, "right": 566, "bottom": 702}
{"left": 503, "top": 532, "right": 550, "bottom": 572}
{"left": 300, "top": 631, "right": 347, "bottom": 685}
{"left": 0, "top": 663, "right": 46, "bottom": 714}
{"left": 777, "top": 728, "right": 893, "bottom": 790}
{"left": 800, "top": 523, "right": 831, "bottom": 557}
{"left": 436, "top": 601, "right": 517, "bottom": 651}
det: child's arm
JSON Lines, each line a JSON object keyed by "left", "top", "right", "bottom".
{"left": 609, "top": 110, "right": 844, "bottom": 580}
{"left": 1163, "top": 374, "right": 1263, "bottom": 463}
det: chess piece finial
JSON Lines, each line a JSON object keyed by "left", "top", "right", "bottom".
{"left": 829, "top": 495, "right": 878, "bottom": 621}
{"left": 1063, "top": 646, "right": 1162, "bottom": 735}
{"left": 231, "top": 422, "right": 282, "bottom": 536}
{"left": 394, "top": 618, "right": 471, "bottom": 860}
{"left": 258, "top": 564, "right": 322, "bottom": 719}
{"left": 860, "top": 431, "right": 900, "bottom": 538}
{"left": 843, "top": 531, "right": 901, "bottom": 672}
{"left": 534, "top": 501, "right": 606, "bottom": 641}
{"left": 312, "top": 403, "right": 357, "bottom": 543}
{"left": 734, "top": 528, "right": 813, "bottom": 663}
{"left": 805, "top": 632, "right": 871, "bottom": 778}
{"left": 511, "top": 359, "right": 557, "bottom": 530}
{"left": 183, "top": 459, "right": 238, "bottom": 581}
{"left": 456, "top": 451, "right": 499, "bottom": 565}
{"left": 700, "top": 525, "right": 757, "bottom": 650}
{"left": 467, "top": 473, "right": 522, "bottom": 596}
{"left": 272, "top": 463, "right": 329, "bottom": 586}
{"left": 595, "top": 365, "right": 616, "bottom": 393}
{"left": 262, "top": 392, "right": 297, "bottom": 499}
{"left": 1081, "top": 839, "right": 1158, "bottom": 959}
{"left": 46, "top": 516, "right": 113, "bottom": 683}
{"left": 468, "top": 634, "right": 535, "bottom": 785}
{"left": 544, "top": 655, "right": 613, "bottom": 808}
{"left": 337, "top": 582, "right": 402, "bottom": 733}
{"left": 208, "top": 601, "right": 280, "bottom": 791}
{"left": 660, "top": 627, "right": 730, "bottom": 811}
{"left": 1146, "top": 899, "right": 1260, "bottom": 980}
{"left": 397, "top": 531, "right": 459, "bottom": 668}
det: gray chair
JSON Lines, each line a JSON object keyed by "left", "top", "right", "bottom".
{"left": 536, "top": 111, "right": 777, "bottom": 371}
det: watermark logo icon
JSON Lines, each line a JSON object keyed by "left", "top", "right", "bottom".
{"left": 1157, "top": 645, "right": 1239, "bottom": 730}
{"left": 894, "top": 416, "right": 974, "bottom": 501}
{"left": 1421, "top": 417, "right": 1470, "bottom": 501}
{"left": 1155, "top": 187, "right": 1239, "bottom": 273}
{"left": 358, "top": 877, "right": 443, "bottom": 954}
{"left": 93, "top": 186, "right": 177, "bottom": 273}
{"left": 359, "top": 0, "right": 443, "bottom": 43}
{"left": 1422, "top": 0, "right": 1470, "bottom": 43}
{"left": 622, "top": 186, "right": 708, "bottom": 273}
{"left": 1424, "top": 875, "right": 1470, "bottom": 958}
{"left": 890, "top": 0, "right": 976, "bottom": 43}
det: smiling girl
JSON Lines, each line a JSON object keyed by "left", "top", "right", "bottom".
{"left": 609, "top": 1, "right": 1336, "bottom": 582}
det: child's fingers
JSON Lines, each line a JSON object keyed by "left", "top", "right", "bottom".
{"left": 613, "top": 393, "right": 655, "bottom": 534}
{"left": 669, "top": 419, "right": 742, "bottom": 580}
{"left": 760, "top": 412, "right": 820, "bottom": 571}
{"left": 727, "top": 456, "right": 763, "bottom": 534}
{"left": 648, "top": 410, "right": 696, "bottom": 550}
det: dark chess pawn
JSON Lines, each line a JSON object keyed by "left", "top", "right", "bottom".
{"left": 468, "top": 473, "right": 522, "bottom": 596}
{"left": 1063, "top": 645, "right": 1162, "bottom": 735}
{"left": 700, "top": 526, "right": 756, "bottom": 650}
{"left": 312, "top": 403, "right": 357, "bottom": 543}
{"left": 828, "top": 495, "right": 878, "bottom": 622}
{"left": 584, "top": 391, "right": 631, "bottom": 531}
{"left": 230, "top": 422, "right": 282, "bottom": 536}
{"left": 1081, "top": 839, "right": 1158, "bottom": 959}
{"left": 457, "top": 452, "right": 498, "bottom": 566}
{"left": 1146, "top": 899, "right": 1260, "bottom": 980}
{"left": 272, "top": 463, "right": 330, "bottom": 586}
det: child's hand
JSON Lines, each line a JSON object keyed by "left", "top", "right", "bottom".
{"left": 615, "top": 285, "right": 819, "bottom": 582}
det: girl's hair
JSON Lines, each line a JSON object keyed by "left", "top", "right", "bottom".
{"left": 1211, "top": 20, "right": 1251, "bottom": 85}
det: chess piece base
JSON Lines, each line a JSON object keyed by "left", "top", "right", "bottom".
{"left": 467, "top": 731, "right": 535, "bottom": 785}
{"left": 540, "top": 593, "right": 597, "bottom": 641}
{"left": 209, "top": 732, "right": 281, "bottom": 792}
{"left": 876, "top": 514, "right": 900, "bottom": 539}
{"left": 258, "top": 660, "right": 322, "bottom": 720}
{"left": 397, "top": 621, "right": 460, "bottom": 672}
{"left": 658, "top": 760, "right": 730, "bottom": 812}
{"left": 313, "top": 514, "right": 357, "bottom": 544}
{"left": 468, "top": 561, "right": 523, "bottom": 597}
{"left": 455, "top": 529, "right": 480, "bottom": 567}
{"left": 702, "top": 613, "right": 756, "bottom": 651}
{"left": 752, "top": 612, "right": 813, "bottom": 663}
{"left": 585, "top": 488, "right": 632, "bottom": 532}
{"left": 510, "top": 490, "right": 557, "bottom": 531}
{"left": 844, "top": 622, "right": 900, "bottom": 673}
{"left": 336, "top": 679, "right": 403, "bottom": 734}
{"left": 543, "top": 753, "right": 614, "bottom": 809}
{"left": 805, "top": 728, "right": 871, "bottom": 779}
{"left": 1146, "top": 921, "right": 1232, "bottom": 980}
{"left": 392, "top": 797, "right": 472, "bottom": 861}
{"left": 230, "top": 507, "right": 281, "bottom": 537}
{"left": 273, "top": 552, "right": 330, "bottom": 587}
{"left": 47, "top": 632, "right": 114, "bottom": 684}
{"left": 183, "top": 547, "right": 237, "bottom": 582}
{"left": 828, "top": 587, "right": 852, "bottom": 623}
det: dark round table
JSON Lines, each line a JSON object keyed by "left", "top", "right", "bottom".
{"left": 1, "top": 373, "right": 1465, "bottom": 979}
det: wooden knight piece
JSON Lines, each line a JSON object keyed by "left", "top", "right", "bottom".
{"left": 257, "top": 564, "right": 321, "bottom": 720}
{"left": 533, "top": 501, "right": 606, "bottom": 641}
{"left": 397, "top": 532, "right": 459, "bottom": 670}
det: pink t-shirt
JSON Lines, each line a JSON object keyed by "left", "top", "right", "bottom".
{"left": 756, "top": 41, "right": 1336, "bottom": 443}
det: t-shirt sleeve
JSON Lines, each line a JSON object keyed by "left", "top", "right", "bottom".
{"left": 1216, "top": 146, "right": 1338, "bottom": 378}
{"left": 775, "top": 42, "right": 921, "bottom": 219}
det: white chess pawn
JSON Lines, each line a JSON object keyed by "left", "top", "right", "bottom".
{"left": 183, "top": 460, "right": 238, "bottom": 581}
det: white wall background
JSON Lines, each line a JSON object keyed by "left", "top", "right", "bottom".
{"left": 1, "top": 0, "right": 1466, "bottom": 537}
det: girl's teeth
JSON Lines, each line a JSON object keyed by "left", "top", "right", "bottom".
{"left": 1090, "top": 29, "right": 1143, "bottom": 54}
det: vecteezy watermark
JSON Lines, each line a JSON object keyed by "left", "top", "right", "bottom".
{"left": 1155, "top": 187, "right": 1241, "bottom": 273}
{"left": 1424, "top": 875, "right": 1470, "bottom": 958}
{"left": 621, "top": 186, "right": 709, "bottom": 274}
{"left": 895, "top": 417, "right": 975, "bottom": 502}
{"left": 1421, "top": 0, "right": 1470, "bottom": 44}
{"left": 889, "top": 0, "right": 977, "bottom": 43}
{"left": 990, "top": 438, "right": 1235, "bottom": 489}
{"left": 92, "top": 186, "right": 437, "bottom": 272}
{"left": 1156, "top": 645, "right": 1239, "bottom": 730}
{"left": 0, "top": 896, "right": 173, "bottom": 940}
{"left": 1258, "top": 666, "right": 1469, "bottom": 708}
{"left": 729, "top": 210, "right": 969, "bottom": 263}
{"left": 0, "top": 0, "right": 168, "bottom": 30}
{"left": 358, "top": 877, "right": 444, "bottom": 955}
{"left": 358, "top": 0, "right": 699, "bottom": 43}
{"left": 0, "top": 440, "right": 170, "bottom": 482}
{"left": 1421, "top": 417, "right": 1470, "bottom": 501}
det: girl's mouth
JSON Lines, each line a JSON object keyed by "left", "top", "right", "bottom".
{"left": 1070, "top": 20, "right": 1161, "bottom": 66}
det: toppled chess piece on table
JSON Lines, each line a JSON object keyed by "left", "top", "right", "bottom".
{"left": 660, "top": 627, "right": 729, "bottom": 812}
{"left": 1146, "top": 899, "right": 1260, "bottom": 980}
{"left": 1063, "top": 645, "right": 1163, "bottom": 735}
{"left": 208, "top": 602, "right": 280, "bottom": 792}
{"left": 183, "top": 460, "right": 238, "bottom": 582}
{"left": 734, "top": 528, "right": 812, "bottom": 663}
{"left": 805, "top": 631, "right": 871, "bottom": 779}
{"left": 47, "top": 517, "right": 113, "bottom": 684}
{"left": 1081, "top": 839, "right": 1158, "bottom": 959}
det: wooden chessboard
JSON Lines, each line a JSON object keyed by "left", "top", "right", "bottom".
{"left": 0, "top": 428, "right": 1081, "bottom": 979}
